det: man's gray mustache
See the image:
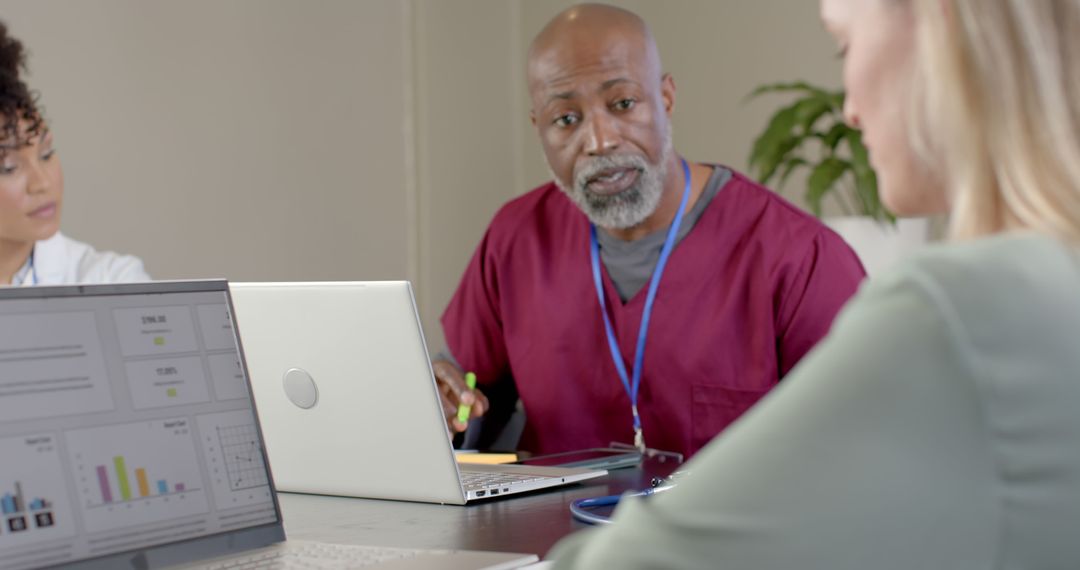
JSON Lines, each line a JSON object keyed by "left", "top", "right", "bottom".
{"left": 574, "top": 156, "right": 649, "bottom": 191}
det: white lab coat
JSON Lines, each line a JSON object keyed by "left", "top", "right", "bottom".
{"left": 30, "top": 232, "right": 150, "bottom": 284}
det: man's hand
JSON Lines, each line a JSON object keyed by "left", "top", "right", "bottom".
{"left": 432, "top": 358, "right": 489, "bottom": 433}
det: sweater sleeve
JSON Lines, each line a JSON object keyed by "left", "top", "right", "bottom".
{"left": 550, "top": 265, "right": 998, "bottom": 570}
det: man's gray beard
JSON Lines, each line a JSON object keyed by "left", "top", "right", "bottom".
{"left": 550, "top": 134, "right": 674, "bottom": 230}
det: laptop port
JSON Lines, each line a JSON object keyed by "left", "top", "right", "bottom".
{"left": 476, "top": 490, "right": 486, "bottom": 497}
{"left": 503, "top": 488, "right": 510, "bottom": 493}
{"left": 490, "top": 489, "right": 499, "bottom": 495}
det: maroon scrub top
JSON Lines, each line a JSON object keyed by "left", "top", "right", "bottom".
{"left": 442, "top": 169, "right": 866, "bottom": 457}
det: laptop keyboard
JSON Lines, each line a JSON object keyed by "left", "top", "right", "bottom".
{"left": 459, "top": 469, "right": 548, "bottom": 492}
{"left": 200, "top": 541, "right": 430, "bottom": 569}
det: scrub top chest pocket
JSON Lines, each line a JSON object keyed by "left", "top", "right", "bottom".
{"left": 691, "top": 383, "right": 769, "bottom": 451}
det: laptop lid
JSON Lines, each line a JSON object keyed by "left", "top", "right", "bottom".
{"left": 229, "top": 282, "right": 468, "bottom": 504}
{"left": 0, "top": 281, "right": 285, "bottom": 570}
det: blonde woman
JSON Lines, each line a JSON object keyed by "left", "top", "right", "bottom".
{"left": 0, "top": 21, "right": 148, "bottom": 286}
{"left": 550, "top": 0, "right": 1080, "bottom": 567}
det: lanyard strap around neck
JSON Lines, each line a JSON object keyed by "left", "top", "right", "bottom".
{"left": 588, "top": 157, "right": 692, "bottom": 452}
{"left": 14, "top": 247, "right": 36, "bottom": 286}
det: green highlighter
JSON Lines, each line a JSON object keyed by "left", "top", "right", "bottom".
{"left": 456, "top": 372, "right": 477, "bottom": 424}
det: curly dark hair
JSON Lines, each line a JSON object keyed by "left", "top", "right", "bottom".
{"left": 0, "top": 21, "right": 43, "bottom": 155}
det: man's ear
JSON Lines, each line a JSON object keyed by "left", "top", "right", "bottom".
{"left": 661, "top": 73, "right": 676, "bottom": 118}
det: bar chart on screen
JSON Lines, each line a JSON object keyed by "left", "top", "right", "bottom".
{"left": 0, "top": 434, "right": 76, "bottom": 550}
{"left": 197, "top": 410, "right": 274, "bottom": 510}
{"left": 65, "top": 419, "right": 209, "bottom": 533}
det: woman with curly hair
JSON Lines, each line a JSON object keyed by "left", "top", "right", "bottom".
{"left": 0, "top": 21, "right": 148, "bottom": 285}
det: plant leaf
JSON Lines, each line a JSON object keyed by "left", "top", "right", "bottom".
{"left": 814, "top": 123, "right": 850, "bottom": 151}
{"left": 846, "top": 129, "right": 870, "bottom": 166}
{"left": 745, "top": 81, "right": 844, "bottom": 113}
{"left": 746, "top": 81, "right": 829, "bottom": 101}
{"left": 830, "top": 91, "right": 845, "bottom": 113}
{"left": 845, "top": 130, "right": 895, "bottom": 223}
{"left": 806, "top": 157, "right": 851, "bottom": 217}
{"left": 777, "top": 157, "right": 808, "bottom": 191}
{"left": 748, "top": 103, "right": 802, "bottom": 183}
{"left": 793, "top": 97, "right": 832, "bottom": 136}
{"left": 758, "top": 137, "right": 803, "bottom": 184}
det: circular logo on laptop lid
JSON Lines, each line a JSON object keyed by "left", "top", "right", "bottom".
{"left": 282, "top": 368, "right": 319, "bottom": 409}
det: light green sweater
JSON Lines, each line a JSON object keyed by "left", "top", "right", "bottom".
{"left": 551, "top": 232, "right": 1080, "bottom": 569}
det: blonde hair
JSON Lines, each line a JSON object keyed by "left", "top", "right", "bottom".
{"left": 910, "top": 0, "right": 1080, "bottom": 241}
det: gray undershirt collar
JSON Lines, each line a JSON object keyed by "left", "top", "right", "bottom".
{"left": 596, "top": 165, "right": 731, "bottom": 302}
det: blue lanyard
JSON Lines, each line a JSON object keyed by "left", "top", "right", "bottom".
{"left": 29, "top": 248, "right": 37, "bottom": 286}
{"left": 15, "top": 248, "right": 36, "bottom": 286}
{"left": 589, "top": 157, "right": 692, "bottom": 452}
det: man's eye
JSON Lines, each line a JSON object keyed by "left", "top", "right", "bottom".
{"left": 613, "top": 98, "right": 635, "bottom": 111}
{"left": 41, "top": 148, "right": 55, "bottom": 161}
{"left": 0, "top": 163, "right": 16, "bottom": 175}
{"left": 553, "top": 114, "right": 580, "bottom": 127}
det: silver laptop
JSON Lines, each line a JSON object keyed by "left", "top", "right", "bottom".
{"left": 229, "top": 281, "right": 606, "bottom": 505}
{"left": 0, "top": 281, "right": 535, "bottom": 569}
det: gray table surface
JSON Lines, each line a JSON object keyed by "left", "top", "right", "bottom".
{"left": 277, "top": 458, "right": 680, "bottom": 556}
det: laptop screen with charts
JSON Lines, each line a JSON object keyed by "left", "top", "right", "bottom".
{"left": 229, "top": 281, "right": 606, "bottom": 505}
{"left": 0, "top": 281, "right": 535, "bottom": 570}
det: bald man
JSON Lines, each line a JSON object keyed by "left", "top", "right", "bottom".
{"left": 435, "top": 4, "right": 865, "bottom": 459}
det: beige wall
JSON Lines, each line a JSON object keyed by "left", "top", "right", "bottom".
{"left": 4, "top": 0, "right": 413, "bottom": 282}
{"left": 516, "top": 0, "right": 841, "bottom": 189}
{"left": 411, "top": 0, "right": 524, "bottom": 352}
{"left": 1, "top": 1, "right": 842, "bottom": 352}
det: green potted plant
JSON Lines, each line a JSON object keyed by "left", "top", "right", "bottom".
{"left": 747, "top": 81, "right": 928, "bottom": 275}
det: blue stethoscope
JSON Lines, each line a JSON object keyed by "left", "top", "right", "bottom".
{"left": 589, "top": 157, "right": 692, "bottom": 453}
{"left": 570, "top": 486, "right": 670, "bottom": 525}
{"left": 570, "top": 474, "right": 683, "bottom": 525}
